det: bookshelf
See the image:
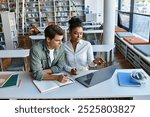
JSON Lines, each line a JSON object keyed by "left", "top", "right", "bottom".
{"left": 39, "top": 0, "right": 55, "bottom": 27}
{"left": 54, "top": 0, "right": 70, "bottom": 26}
{"left": 1, "top": 0, "right": 85, "bottom": 34}
{"left": 0, "top": 0, "right": 9, "bottom": 12}
{"left": 0, "top": 12, "right": 18, "bottom": 49}
{"left": 25, "top": 0, "right": 40, "bottom": 27}
{"left": 70, "top": 0, "right": 85, "bottom": 21}
{"left": 25, "top": 0, "right": 85, "bottom": 28}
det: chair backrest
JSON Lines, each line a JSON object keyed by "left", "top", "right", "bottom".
{"left": 7, "top": 58, "right": 25, "bottom": 71}
{"left": 0, "top": 45, "right": 4, "bottom": 50}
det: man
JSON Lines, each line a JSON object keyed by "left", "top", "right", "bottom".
{"left": 30, "top": 25, "right": 65, "bottom": 81}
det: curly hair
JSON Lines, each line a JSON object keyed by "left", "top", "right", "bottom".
{"left": 68, "top": 16, "right": 83, "bottom": 31}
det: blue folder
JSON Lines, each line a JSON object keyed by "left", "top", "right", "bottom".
{"left": 117, "top": 72, "right": 141, "bottom": 87}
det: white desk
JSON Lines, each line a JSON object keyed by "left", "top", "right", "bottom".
{"left": 29, "top": 29, "right": 103, "bottom": 45}
{"left": 36, "top": 26, "right": 68, "bottom": 42}
{"left": 83, "top": 25, "right": 101, "bottom": 29}
{"left": 83, "top": 29, "right": 103, "bottom": 33}
{"left": 92, "top": 44, "right": 115, "bottom": 62}
{"left": 83, "top": 30, "right": 103, "bottom": 44}
{"left": 29, "top": 34, "right": 68, "bottom": 45}
{"left": 29, "top": 35, "right": 45, "bottom": 45}
{"left": 0, "top": 69, "right": 150, "bottom": 99}
{"left": 0, "top": 49, "right": 30, "bottom": 71}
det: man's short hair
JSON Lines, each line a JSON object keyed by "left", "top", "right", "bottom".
{"left": 44, "top": 25, "right": 64, "bottom": 39}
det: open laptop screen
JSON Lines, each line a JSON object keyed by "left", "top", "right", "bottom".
{"left": 75, "top": 64, "right": 119, "bottom": 88}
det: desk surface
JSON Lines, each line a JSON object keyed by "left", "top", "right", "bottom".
{"left": 29, "top": 35, "right": 45, "bottom": 40}
{"left": 0, "top": 49, "right": 30, "bottom": 58}
{"left": 29, "top": 29, "right": 103, "bottom": 40}
{"left": 83, "top": 25, "right": 101, "bottom": 28}
{"left": 0, "top": 69, "right": 150, "bottom": 99}
{"left": 83, "top": 29, "right": 103, "bottom": 34}
{"left": 92, "top": 44, "right": 115, "bottom": 52}
{"left": 37, "top": 26, "right": 68, "bottom": 33}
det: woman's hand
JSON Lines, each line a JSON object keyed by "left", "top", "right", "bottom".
{"left": 71, "top": 68, "right": 78, "bottom": 75}
{"left": 93, "top": 58, "right": 105, "bottom": 65}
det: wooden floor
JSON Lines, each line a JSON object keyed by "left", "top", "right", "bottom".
{"left": 114, "top": 48, "right": 134, "bottom": 69}
{"left": 1, "top": 35, "right": 134, "bottom": 71}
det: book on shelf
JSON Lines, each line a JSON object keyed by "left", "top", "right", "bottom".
{"left": 0, "top": 74, "right": 19, "bottom": 88}
{"left": 0, "top": 74, "right": 12, "bottom": 87}
{"left": 117, "top": 72, "right": 141, "bottom": 87}
{"left": 33, "top": 78, "right": 74, "bottom": 93}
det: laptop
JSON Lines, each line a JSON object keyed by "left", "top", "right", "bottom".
{"left": 75, "top": 64, "right": 119, "bottom": 88}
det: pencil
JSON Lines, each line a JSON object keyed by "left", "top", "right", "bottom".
{"left": 18, "top": 80, "right": 22, "bottom": 88}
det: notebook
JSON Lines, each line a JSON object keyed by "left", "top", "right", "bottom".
{"left": 0, "top": 74, "right": 12, "bottom": 87}
{"left": 75, "top": 64, "right": 119, "bottom": 88}
{"left": 2, "top": 74, "right": 19, "bottom": 88}
{"left": 33, "top": 78, "right": 74, "bottom": 93}
{"left": 117, "top": 72, "right": 141, "bottom": 87}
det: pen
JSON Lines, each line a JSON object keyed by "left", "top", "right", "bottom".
{"left": 18, "top": 80, "right": 22, "bottom": 88}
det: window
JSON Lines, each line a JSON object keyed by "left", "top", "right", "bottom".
{"left": 134, "top": 0, "right": 150, "bottom": 15}
{"left": 132, "top": 14, "right": 150, "bottom": 40}
{"left": 119, "top": 12, "right": 130, "bottom": 28}
{"left": 133, "top": 0, "right": 150, "bottom": 41}
{"left": 118, "top": 0, "right": 131, "bottom": 30}
{"left": 117, "top": 0, "right": 150, "bottom": 41}
{"left": 120, "top": 0, "right": 131, "bottom": 12}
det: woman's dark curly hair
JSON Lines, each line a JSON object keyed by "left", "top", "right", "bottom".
{"left": 68, "top": 16, "right": 83, "bottom": 31}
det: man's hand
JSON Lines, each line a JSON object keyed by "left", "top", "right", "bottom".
{"left": 57, "top": 74, "right": 71, "bottom": 83}
{"left": 43, "top": 69, "right": 52, "bottom": 74}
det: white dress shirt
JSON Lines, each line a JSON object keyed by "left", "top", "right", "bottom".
{"left": 64, "top": 40, "right": 95, "bottom": 72}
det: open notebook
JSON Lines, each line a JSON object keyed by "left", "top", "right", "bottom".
{"left": 33, "top": 78, "right": 74, "bottom": 93}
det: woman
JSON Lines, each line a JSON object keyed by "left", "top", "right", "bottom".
{"left": 64, "top": 16, "right": 104, "bottom": 75}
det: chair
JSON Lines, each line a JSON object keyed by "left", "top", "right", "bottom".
{"left": 0, "top": 45, "right": 4, "bottom": 50}
{"left": 7, "top": 58, "right": 25, "bottom": 71}
{"left": 6, "top": 48, "right": 25, "bottom": 71}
